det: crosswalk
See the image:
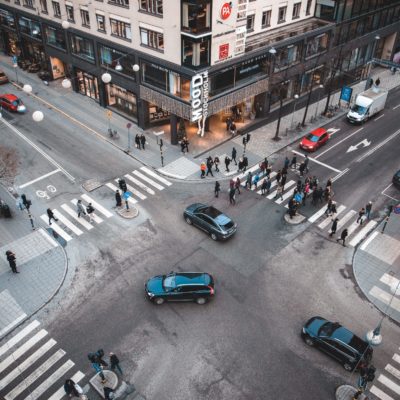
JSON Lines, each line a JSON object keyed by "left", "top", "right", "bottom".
{"left": 0, "top": 319, "right": 84, "bottom": 400}
{"left": 40, "top": 167, "right": 172, "bottom": 243}
{"left": 369, "top": 346, "right": 400, "bottom": 400}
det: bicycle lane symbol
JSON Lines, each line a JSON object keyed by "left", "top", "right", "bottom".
{"left": 36, "top": 185, "right": 57, "bottom": 200}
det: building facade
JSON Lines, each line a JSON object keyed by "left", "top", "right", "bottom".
{"left": 1, "top": 0, "right": 399, "bottom": 143}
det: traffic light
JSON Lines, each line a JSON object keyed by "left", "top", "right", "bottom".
{"left": 118, "top": 179, "right": 127, "bottom": 192}
{"left": 246, "top": 133, "right": 251, "bottom": 143}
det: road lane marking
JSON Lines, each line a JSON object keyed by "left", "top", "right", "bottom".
{"left": 308, "top": 205, "right": 328, "bottom": 223}
{"left": 275, "top": 182, "right": 297, "bottom": 204}
{"left": 332, "top": 168, "right": 350, "bottom": 182}
{"left": 267, "top": 180, "right": 295, "bottom": 200}
{"left": 318, "top": 205, "right": 346, "bottom": 229}
{"left": 132, "top": 170, "right": 165, "bottom": 190}
{"left": 370, "top": 385, "right": 394, "bottom": 400}
{"left": 0, "top": 313, "right": 27, "bottom": 338}
{"left": 369, "top": 286, "right": 400, "bottom": 313}
{"left": 314, "top": 128, "right": 363, "bottom": 159}
{"left": 360, "top": 230, "right": 379, "bottom": 250}
{"left": 18, "top": 169, "right": 61, "bottom": 189}
{"left": 349, "top": 220, "right": 377, "bottom": 247}
{"left": 393, "top": 354, "right": 400, "bottom": 365}
{"left": 374, "top": 114, "right": 385, "bottom": 121}
{"left": 385, "top": 364, "right": 400, "bottom": 381}
{"left": 38, "top": 227, "right": 59, "bottom": 247}
{"left": 81, "top": 194, "right": 113, "bottom": 218}
{"left": 357, "top": 129, "right": 400, "bottom": 162}
{"left": 378, "top": 374, "right": 400, "bottom": 395}
{"left": 292, "top": 150, "right": 341, "bottom": 173}
{"left": 48, "top": 370, "right": 85, "bottom": 400}
{"left": 71, "top": 199, "right": 103, "bottom": 224}
{"left": 380, "top": 273, "right": 400, "bottom": 288}
{"left": 60, "top": 204, "right": 94, "bottom": 230}
{"left": 124, "top": 174, "right": 155, "bottom": 195}
{"left": 40, "top": 216, "right": 73, "bottom": 241}
{"left": 52, "top": 209, "right": 84, "bottom": 235}
{"left": 0, "top": 119, "right": 75, "bottom": 182}
{"left": 393, "top": 104, "right": 400, "bottom": 110}
{"left": 335, "top": 210, "right": 357, "bottom": 231}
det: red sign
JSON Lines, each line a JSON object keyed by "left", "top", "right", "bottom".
{"left": 219, "top": 44, "right": 229, "bottom": 60}
{"left": 221, "top": 2, "right": 232, "bottom": 20}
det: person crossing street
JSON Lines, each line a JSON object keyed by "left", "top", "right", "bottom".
{"left": 76, "top": 200, "right": 86, "bottom": 218}
{"left": 329, "top": 218, "right": 339, "bottom": 237}
{"left": 357, "top": 207, "right": 366, "bottom": 225}
{"left": 337, "top": 228, "right": 348, "bottom": 246}
{"left": 214, "top": 181, "right": 221, "bottom": 198}
{"left": 231, "top": 147, "right": 237, "bottom": 165}
{"left": 224, "top": 156, "right": 231, "bottom": 172}
{"left": 365, "top": 201, "right": 373, "bottom": 219}
{"left": 47, "top": 208, "right": 58, "bottom": 225}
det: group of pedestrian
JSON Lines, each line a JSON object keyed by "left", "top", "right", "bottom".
{"left": 76, "top": 199, "right": 95, "bottom": 223}
{"left": 134, "top": 133, "right": 147, "bottom": 150}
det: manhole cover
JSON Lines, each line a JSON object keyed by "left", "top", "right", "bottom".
{"left": 82, "top": 179, "right": 102, "bottom": 192}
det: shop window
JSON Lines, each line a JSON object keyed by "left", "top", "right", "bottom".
{"left": 139, "top": 0, "right": 163, "bottom": 16}
{"left": 106, "top": 84, "right": 137, "bottom": 119}
{"left": 166, "top": 72, "right": 190, "bottom": 100}
{"left": 80, "top": 9, "right": 90, "bottom": 27}
{"left": 99, "top": 44, "right": 136, "bottom": 77}
{"left": 148, "top": 103, "right": 169, "bottom": 123}
{"left": 52, "top": 1, "right": 61, "bottom": 18}
{"left": 306, "top": 0, "right": 312, "bottom": 16}
{"left": 235, "top": 58, "right": 268, "bottom": 86}
{"left": 292, "top": 3, "right": 301, "bottom": 19}
{"left": 140, "top": 28, "right": 164, "bottom": 52}
{"left": 45, "top": 25, "right": 66, "bottom": 50}
{"left": 76, "top": 70, "right": 99, "bottom": 100}
{"left": 246, "top": 14, "right": 255, "bottom": 32}
{"left": 18, "top": 17, "right": 42, "bottom": 40}
{"left": 278, "top": 6, "right": 287, "bottom": 23}
{"left": 39, "top": 0, "right": 48, "bottom": 13}
{"left": 66, "top": 5, "right": 74, "bottom": 22}
{"left": 70, "top": 34, "right": 95, "bottom": 62}
{"left": 305, "top": 33, "right": 328, "bottom": 58}
{"left": 182, "top": 1, "right": 211, "bottom": 34}
{"left": 108, "top": 0, "right": 129, "bottom": 7}
{"left": 261, "top": 10, "right": 271, "bottom": 28}
{"left": 182, "top": 36, "right": 210, "bottom": 68}
{"left": 209, "top": 69, "right": 234, "bottom": 96}
{"left": 110, "top": 18, "right": 131, "bottom": 40}
{"left": 142, "top": 63, "right": 167, "bottom": 91}
{"left": 0, "top": 9, "right": 16, "bottom": 29}
{"left": 96, "top": 14, "right": 106, "bottom": 32}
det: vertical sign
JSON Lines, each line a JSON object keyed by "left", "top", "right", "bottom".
{"left": 219, "top": 44, "right": 229, "bottom": 60}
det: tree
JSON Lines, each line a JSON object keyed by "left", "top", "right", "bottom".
{"left": 0, "top": 146, "right": 19, "bottom": 186}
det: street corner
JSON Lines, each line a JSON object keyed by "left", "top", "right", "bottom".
{"left": 116, "top": 206, "right": 139, "bottom": 219}
{"left": 284, "top": 212, "right": 306, "bottom": 225}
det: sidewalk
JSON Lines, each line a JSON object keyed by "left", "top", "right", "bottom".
{"left": 0, "top": 185, "right": 67, "bottom": 340}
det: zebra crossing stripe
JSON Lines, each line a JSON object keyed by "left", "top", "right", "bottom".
{"left": 275, "top": 182, "right": 298, "bottom": 205}
{"left": 349, "top": 220, "right": 377, "bottom": 247}
{"left": 52, "top": 209, "right": 83, "bottom": 236}
{"left": 318, "top": 205, "right": 346, "bottom": 229}
{"left": 48, "top": 370, "right": 85, "bottom": 400}
{"left": 259, "top": 179, "right": 278, "bottom": 196}
{"left": 24, "top": 359, "right": 75, "bottom": 400}
{"left": 38, "top": 228, "right": 59, "bottom": 248}
{"left": 0, "top": 320, "right": 40, "bottom": 358}
{"left": 0, "top": 329, "right": 48, "bottom": 373}
{"left": 71, "top": 199, "right": 103, "bottom": 224}
{"left": 369, "top": 286, "right": 400, "bottom": 313}
{"left": 60, "top": 204, "right": 94, "bottom": 230}
{"left": 370, "top": 385, "right": 394, "bottom": 400}
{"left": 0, "top": 339, "right": 57, "bottom": 391}
{"left": 393, "top": 354, "right": 400, "bottom": 365}
{"left": 385, "top": 364, "right": 400, "bottom": 380}
{"left": 40, "top": 216, "right": 73, "bottom": 242}
{"left": 235, "top": 164, "right": 260, "bottom": 181}
{"left": 125, "top": 174, "right": 155, "bottom": 195}
{"left": 345, "top": 221, "right": 359, "bottom": 238}
{"left": 140, "top": 167, "right": 172, "bottom": 186}
{"left": 107, "top": 182, "right": 138, "bottom": 204}
{"left": 267, "top": 180, "right": 296, "bottom": 200}
{"left": 335, "top": 210, "right": 357, "bottom": 231}
{"left": 132, "top": 170, "right": 165, "bottom": 190}
{"left": 0, "top": 313, "right": 27, "bottom": 338}
{"left": 5, "top": 349, "right": 66, "bottom": 400}
{"left": 308, "top": 205, "right": 328, "bottom": 223}
{"left": 378, "top": 374, "right": 400, "bottom": 395}
{"left": 81, "top": 194, "right": 113, "bottom": 218}
{"left": 253, "top": 172, "right": 277, "bottom": 192}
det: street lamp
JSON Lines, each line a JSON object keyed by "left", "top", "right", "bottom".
{"left": 61, "top": 20, "right": 70, "bottom": 29}
{"left": 364, "top": 35, "right": 380, "bottom": 90}
{"left": 62, "top": 78, "right": 72, "bottom": 89}
{"left": 290, "top": 94, "right": 299, "bottom": 129}
{"left": 23, "top": 84, "right": 32, "bottom": 93}
{"left": 132, "top": 64, "right": 140, "bottom": 72}
{"left": 314, "top": 84, "right": 324, "bottom": 120}
{"left": 115, "top": 61, "right": 123, "bottom": 72}
{"left": 101, "top": 72, "right": 112, "bottom": 83}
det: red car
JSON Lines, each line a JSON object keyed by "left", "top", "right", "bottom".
{"left": 300, "top": 127, "right": 329, "bottom": 152}
{"left": 0, "top": 94, "right": 26, "bottom": 113}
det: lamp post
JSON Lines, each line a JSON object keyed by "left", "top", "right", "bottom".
{"left": 290, "top": 94, "right": 299, "bottom": 129}
{"left": 314, "top": 84, "right": 324, "bottom": 120}
{"left": 127, "top": 122, "right": 132, "bottom": 152}
{"left": 364, "top": 35, "right": 380, "bottom": 90}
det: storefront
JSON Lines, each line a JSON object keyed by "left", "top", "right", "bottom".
{"left": 148, "top": 102, "right": 170, "bottom": 124}
{"left": 49, "top": 56, "right": 65, "bottom": 79}
{"left": 2, "top": 31, "right": 18, "bottom": 55}
{"left": 106, "top": 83, "right": 137, "bottom": 121}
{"left": 76, "top": 68, "right": 99, "bottom": 101}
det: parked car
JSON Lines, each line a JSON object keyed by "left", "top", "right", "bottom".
{"left": 0, "top": 69, "right": 9, "bottom": 84}
{"left": 145, "top": 271, "right": 215, "bottom": 305}
{"left": 301, "top": 316, "right": 373, "bottom": 371}
{"left": 0, "top": 94, "right": 26, "bottom": 113}
{"left": 393, "top": 170, "right": 400, "bottom": 189}
{"left": 299, "top": 127, "right": 330, "bottom": 152}
{"left": 183, "top": 203, "right": 237, "bottom": 241}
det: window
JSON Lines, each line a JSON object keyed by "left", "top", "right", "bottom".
{"left": 0, "top": 9, "right": 16, "bottom": 29}
{"left": 110, "top": 18, "right": 131, "bottom": 39}
{"left": 246, "top": 14, "right": 255, "bottom": 31}
{"left": 99, "top": 44, "right": 136, "bottom": 77}
{"left": 182, "top": 1, "right": 211, "bottom": 34}
{"left": 108, "top": 0, "right": 129, "bottom": 7}
{"left": 18, "top": 16, "right": 42, "bottom": 39}
{"left": 142, "top": 63, "right": 167, "bottom": 91}
{"left": 39, "top": 0, "right": 48, "bottom": 13}
{"left": 52, "top": 1, "right": 61, "bottom": 17}
{"left": 80, "top": 9, "right": 90, "bottom": 27}
{"left": 140, "top": 28, "right": 164, "bottom": 51}
{"left": 70, "top": 33, "right": 95, "bottom": 61}
{"left": 261, "top": 10, "right": 271, "bottom": 28}
{"left": 293, "top": 2, "right": 301, "bottom": 19}
{"left": 278, "top": 6, "right": 287, "bottom": 23}
{"left": 306, "top": 33, "right": 328, "bottom": 57}
{"left": 23, "top": 0, "right": 34, "bottom": 8}
{"left": 45, "top": 25, "right": 66, "bottom": 49}
{"left": 96, "top": 14, "right": 105, "bottom": 31}
{"left": 139, "top": 0, "right": 163, "bottom": 15}
{"left": 306, "top": 0, "right": 312, "bottom": 15}
{"left": 182, "top": 36, "right": 210, "bottom": 68}
{"left": 66, "top": 5, "right": 74, "bottom": 22}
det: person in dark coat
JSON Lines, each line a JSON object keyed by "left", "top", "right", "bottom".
{"left": 6, "top": 250, "right": 18, "bottom": 273}
{"left": 235, "top": 178, "right": 241, "bottom": 195}
{"left": 224, "top": 156, "right": 231, "bottom": 172}
{"left": 109, "top": 352, "right": 123, "bottom": 375}
{"left": 243, "top": 156, "right": 248, "bottom": 171}
{"left": 115, "top": 190, "right": 122, "bottom": 207}
{"left": 140, "top": 134, "right": 146, "bottom": 150}
{"left": 329, "top": 218, "right": 339, "bottom": 237}
{"left": 104, "top": 386, "right": 115, "bottom": 400}
{"left": 229, "top": 187, "right": 236, "bottom": 205}
{"left": 290, "top": 154, "right": 297, "bottom": 169}
{"left": 135, "top": 134, "right": 140, "bottom": 149}
{"left": 336, "top": 228, "right": 348, "bottom": 246}
{"left": 284, "top": 157, "right": 290, "bottom": 170}
{"left": 214, "top": 181, "right": 221, "bottom": 198}
{"left": 357, "top": 207, "right": 366, "bottom": 225}
{"left": 238, "top": 158, "right": 244, "bottom": 172}
{"left": 206, "top": 156, "right": 214, "bottom": 177}
{"left": 47, "top": 208, "right": 58, "bottom": 225}
{"left": 64, "top": 379, "right": 80, "bottom": 397}
{"left": 214, "top": 156, "right": 220, "bottom": 172}
{"left": 231, "top": 147, "right": 237, "bottom": 165}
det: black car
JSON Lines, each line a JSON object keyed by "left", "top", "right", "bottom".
{"left": 145, "top": 271, "right": 214, "bottom": 305}
{"left": 301, "top": 316, "right": 373, "bottom": 371}
{"left": 393, "top": 170, "right": 400, "bottom": 189}
{"left": 183, "top": 203, "right": 237, "bottom": 241}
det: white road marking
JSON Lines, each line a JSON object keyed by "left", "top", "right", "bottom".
{"left": 60, "top": 204, "right": 94, "bottom": 230}
{"left": 5, "top": 349, "right": 66, "bottom": 400}
{"left": 318, "top": 205, "right": 346, "bottom": 229}
{"left": 24, "top": 359, "right": 75, "bottom": 400}
{"left": 0, "top": 339, "right": 57, "bottom": 391}
{"left": 0, "top": 320, "right": 40, "bottom": 358}
{"left": 393, "top": 354, "right": 400, "bottom": 365}
{"left": 332, "top": 168, "right": 350, "bottom": 183}
{"left": 18, "top": 169, "right": 61, "bottom": 189}
{"left": 292, "top": 150, "right": 341, "bottom": 173}
{"left": 235, "top": 164, "right": 260, "bottom": 180}
{"left": 0, "top": 313, "right": 27, "bottom": 338}
{"left": 380, "top": 273, "right": 400, "bottom": 288}
{"left": 267, "top": 180, "right": 296, "bottom": 200}
{"left": 314, "top": 128, "right": 363, "bottom": 159}
{"left": 71, "top": 199, "right": 103, "bottom": 224}
{"left": 0, "top": 119, "right": 75, "bottom": 182}
{"left": 378, "top": 374, "right": 400, "bottom": 395}
{"left": 81, "top": 194, "right": 113, "bottom": 218}
{"left": 140, "top": 166, "right": 172, "bottom": 186}
{"left": 52, "top": 210, "right": 83, "bottom": 236}
{"left": 333, "top": 210, "right": 357, "bottom": 231}
{"left": 125, "top": 174, "right": 155, "bottom": 195}
{"left": 40, "top": 216, "right": 73, "bottom": 241}
{"left": 345, "top": 221, "right": 359, "bottom": 238}
{"left": 374, "top": 114, "right": 385, "bottom": 121}
{"left": 349, "top": 220, "right": 377, "bottom": 247}
{"left": 360, "top": 230, "right": 379, "bottom": 250}
{"left": 369, "top": 286, "right": 400, "bottom": 313}
{"left": 327, "top": 128, "right": 341, "bottom": 135}
{"left": 275, "top": 183, "right": 298, "bottom": 204}
{"left": 0, "top": 329, "right": 48, "bottom": 373}
{"left": 385, "top": 364, "right": 400, "bottom": 381}
{"left": 48, "top": 370, "right": 85, "bottom": 400}
{"left": 258, "top": 178, "right": 278, "bottom": 195}
{"left": 346, "top": 139, "right": 371, "bottom": 153}
{"left": 357, "top": 129, "right": 400, "bottom": 162}
{"left": 255, "top": 172, "right": 277, "bottom": 193}
{"left": 115, "top": 179, "right": 147, "bottom": 200}
{"left": 132, "top": 170, "right": 165, "bottom": 190}
{"left": 393, "top": 104, "right": 400, "bottom": 110}
{"left": 106, "top": 182, "right": 138, "bottom": 204}
{"left": 370, "top": 385, "right": 394, "bottom": 400}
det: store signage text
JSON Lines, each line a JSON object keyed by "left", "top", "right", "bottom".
{"left": 221, "top": 3, "right": 232, "bottom": 20}
{"left": 191, "top": 71, "right": 209, "bottom": 137}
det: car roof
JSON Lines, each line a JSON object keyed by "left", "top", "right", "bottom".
{"left": 309, "top": 127, "right": 327, "bottom": 136}
{"left": 0, "top": 94, "right": 18, "bottom": 101}
{"left": 174, "top": 272, "right": 209, "bottom": 286}
{"left": 200, "top": 206, "right": 222, "bottom": 218}
{"left": 331, "top": 326, "right": 369, "bottom": 352}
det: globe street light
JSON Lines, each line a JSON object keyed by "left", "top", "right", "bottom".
{"left": 132, "top": 64, "right": 140, "bottom": 72}
{"left": 290, "top": 94, "right": 299, "bottom": 129}
{"left": 62, "top": 78, "right": 72, "bottom": 89}
{"left": 32, "top": 110, "right": 44, "bottom": 122}
{"left": 115, "top": 61, "right": 123, "bottom": 72}
{"left": 23, "top": 84, "right": 32, "bottom": 93}
{"left": 101, "top": 72, "right": 112, "bottom": 83}
{"left": 61, "top": 20, "right": 70, "bottom": 29}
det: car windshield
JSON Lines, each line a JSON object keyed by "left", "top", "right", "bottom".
{"left": 318, "top": 322, "right": 341, "bottom": 337}
{"left": 12, "top": 99, "right": 21, "bottom": 106}
{"left": 351, "top": 104, "right": 367, "bottom": 115}
{"left": 215, "top": 215, "right": 234, "bottom": 229}
{"left": 201, "top": 206, "right": 221, "bottom": 218}
{"left": 305, "top": 134, "right": 319, "bottom": 143}
{"left": 162, "top": 275, "right": 176, "bottom": 290}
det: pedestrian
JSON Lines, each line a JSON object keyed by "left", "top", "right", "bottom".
{"left": 214, "top": 156, "right": 220, "bottom": 172}
{"left": 375, "top": 77, "right": 380, "bottom": 87}
{"left": 235, "top": 177, "right": 241, "bottom": 195}
{"left": 180, "top": 140, "right": 186, "bottom": 153}
{"left": 232, "top": 147, "right": 237, "bottom": 165}
{"left": 214, "top": 181, "right": 221, "bottom": 198}
{"left": 47, "top": 208, "right": 58, "bottom": 225}
{"left": 276, "top": 170, "right": 282, "bottom": 184}
{"left": 226, "top": 117, "right": 232, "bottom": 131}
{"left": 325, "top": 199, "right": 333, "bottom": 216}
{"left": 86, "top": 202, "right": 95, "bottom": 223}
{"left": 326, "top": 178, "right": 332, "bottom": 190}
{"left": 312, "top": 190, "right": 319, "bottom": 206}
{"left": 104, "top": 386, "right": 115, "bottom": 400}
{"left": 324, "top": 187, "right": 330, "bottom": 201}
{"left": 238, "top": 158, "right": 244, "bottom": 172}
{"left": 261, "top": 179, "right": 268, "bottom": 195}
{"left": 229, "top": 187, "right": 236, "bottom": 205}
{"left": 245, "top": 172, "right": 253, "bottom": 190}
{"left": 299, "top": 162, "right": 306, "bottom": 177}
{"left": 304, "top": 155, "right": 309, "bottom": 173}
{"left": 140, "top": 134, "right": 146, "bottom": 150}
{"left": 200, "top": 162, "right": 206, "bottom": 178}
{"left": 365, "top": 201, "right": 372, "bottom": 219}
{"left": 16, "top": 196, "right": 24, "bottom": 210}
{"left": 206, "top": 157, "right": 214, "bottom": 177}
{"left": 275, "top": 184, "right": 284, "bottom": 200}
{"left": 243, "top": 156, "right": 248, "bottom": 171}
{"left": 135, "top": 134, "right": 140, "bottom": 149}
{"left": 330, "top": 218, "right": 339, "bottom": 237}
{"left": 224, "top": 156, "right": 231, "bottom": 172}
{"left": 290, "top": 154, "right": 297, "bottom": 169}
{"left": 330, "top": 201, "right": 337, "bottom": 215}
{"left": 64, "top": 378, "right": 83, "bottom": 398}
{"left": 253, "top": 174, "right": 260, "bottom": 189}
{"left": 230, "top": 122, "right": 237, "bottom": 135}
{"left": 265, "top": 177, "right": 272, "bottom": 194}
{"left": 109, "top": 352, "right": 123, "bottom": 375}
{"left": 284, "top": 156, "right": 290, "bottom": 170}
{"left": 317, "top": 187, "right": 324, "bottom": 203}
{"left": 281, "top": 174, "right": 287, "bottom": 189}
{"left": 6, "top": 250, "right": 19, "bottom": 273}
{"left": 115, "top": 190, "right": 122, "bottom": 207}
{"left": 259, "top": 161, "right": 266, "bottom": 176}
{"left": 357, "top": 207, "right": 366, "bottom": 225}
{"left": 76, "top": 200, "right": 86, "bottom": 218}
{"left": 229, "top": 178, "right": 235, "bottom": 190}
{"left": 182, "top": 136, "right": 189, "bottom": 153}
{"left": 336, "top": 228, "right": 348, "bottom": 246}
{"left": 92, "top": 362, "right": 106, "bottom": 383}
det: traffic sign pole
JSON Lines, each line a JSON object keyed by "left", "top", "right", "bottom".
{"left": 127, "top": 122, "right": 132, "bottom": 152}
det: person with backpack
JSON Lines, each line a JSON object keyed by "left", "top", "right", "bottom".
{"left": 86, "top": 203, "right": 95, "bottom": 223}
{"left": 253, "top": 174, "right": 260, "bottom": 189}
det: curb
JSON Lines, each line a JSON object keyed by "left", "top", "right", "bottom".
{"left": 116, "top": 207, "right": 139, "bottom": 219}
{"left": 284, "top": 212, "right": 306, "bottom": 224}
{"left": 335, "top": 384, "right": 367, "bottom": 400}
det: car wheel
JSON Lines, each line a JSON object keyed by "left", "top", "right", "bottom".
{"left": 210, "top": 233, "right": 218, "bottom": 241}
{"left": 304, "top": 336, "right": 314, "bottom": 346}
{"left": 196, "top": 297, "right": 206, "bottom": 305}
{"left": 154, "top": 297, "right": 165, "bottom": 305}
{"left": 185, "top": 217, "right": 192, "bottom": 225}
{"left": 343, "top": 363, "right": 353, "bottom": 372}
